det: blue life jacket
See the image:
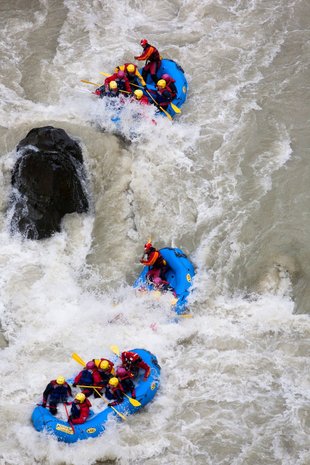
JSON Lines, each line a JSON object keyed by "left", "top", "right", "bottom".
{"left": 71, "top": 402, "right": 80, "bottom": 419}
{"left": 79, "top": 369, "right": 93, "bottom": 385}
{"left": 49, "top": 384, "right": 69, "bottom": 403}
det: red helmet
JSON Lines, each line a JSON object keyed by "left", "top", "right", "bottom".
{"left": 86, "top": 361, "right": 95, "bottom": 369}
{"left": 161, "top": 74, "right": 171, "bottom": 81}
{"left": 144, "top": 242, "right": 152, "bottom": 250}
{"left": 117, "top": 70, "right": 125, "bottom": 79}
{"left": 123, "top": 351, "right": 139, "bottom": 362}
{"left": 140, "top": 39, "right": 148, "bottom": 47}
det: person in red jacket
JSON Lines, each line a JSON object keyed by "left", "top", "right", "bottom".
{"left": 140, "top": 241, "right": 171, "bottom": 290}
{"left": 72, "top": 361, "right": 103, "bottom": 397}
{"left": 104, "top": 70, "right": 131, "bottom": 94}
{"left": 105, "top": 377, "right": 124, "bottom": 406}
{"left": 161, "top": 73, "right": 177, "bottom": 98}
{"left": 42, "top": 376, "right": 72, "bottom": 415}
{"left": 134, "top": 39, "right": 161, "bottom": 84}
{"left": 94, "top": 358, "right": 115, "bottom": 387}
{"left": 69, "top": 392, "right": 91, "bottom": 424}
{"left": 116, "top": 366, "right": 136, "bottom": 398}
{"left": 133, "top": 89, "right": 150, "bottom": 105}
{"left": 121, "top": 351, "right": 151, "bottom": 380}
{"left": 151, "top": 79, "right": 173, "bottom": 109}
{"left": 95, "top": 80, "right": 120, "bottom": 98}
{"left": 115, "top": 63, "right": 146, "bottom": 89}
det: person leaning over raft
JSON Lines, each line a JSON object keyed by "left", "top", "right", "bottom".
{"left": 134, "top": 39, "right": 162, "bottom": 84}
{"left": 72, "top": 361, "right": 103, "bottom": 397}
{"left": 160, "top": 73, "right": 177, "bottom": 98}
{"left": 94, "top": 358, "right": 115, "bottom": 387}
{"left": 121, "top": 350, "right": 151, "bottom": 380}
{"left": 140, "top": 241, "right": 170, "bottom": 289}
{"left": 105, "top": 377, "right": 125, "bottom": 406}
{"left": 69, "top": 392, "right": 91, "bottom": 424}
{"left": 114, "top": 63, "right": 146, "bottom": 89}
{"left": 104, "top": 70, "right": 132, "bottom": 94}
{"left": 42, "top": 376, "right": 72, "bottom": 415}
{"left": 95, "top": 80, "right": 120, "bottom": 98}
{"left": 116, "top": 366, "right": 136, "bottom": 398}
{"left": 151, "top": 79, "right": 173, "bottom": 110}
{"left": 132, "top": 89, "right": 150, "bottom": 105}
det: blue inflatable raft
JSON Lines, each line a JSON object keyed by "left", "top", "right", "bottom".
{"left": 31, "top": 349, "right": 160, "bottom": 443}
{"left": 110, "top": 58, "right": 187, "bottom": 126}
{"left": 134, "top": 247, "right": 195, "bottom": 314}
{"left": 141, "top": 58, "right": 188, "bottom": 118}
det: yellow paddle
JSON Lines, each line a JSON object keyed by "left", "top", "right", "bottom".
{"left": 123, "top": 393, "right": 141, "bottom": 407}
{"left": 80, "top": 79, "right": 101, "bottom": 86}
{"left": 72, "top": 352, "right": 86, "bottom": 366}
{"left": 110, "top": 345, "right": 120, "bottom": 356}
{"left": 99, "top": 72, "right": 173, "bottom": 120}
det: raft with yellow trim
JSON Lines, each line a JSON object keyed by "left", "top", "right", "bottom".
{"left": 134, "top": 247, "right": 195, "bottom": 314}
{"left": 31, "top": 349, "right": 160, "bottom": 443}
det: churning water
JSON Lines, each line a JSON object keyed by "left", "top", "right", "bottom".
{"left": 0, "top": 1, "right": 309, "bottom": 464}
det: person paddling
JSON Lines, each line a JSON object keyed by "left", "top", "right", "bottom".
{"left": 72, "top": 361, "right": 103, "bottom": 397}
{"left": 105, "top": 377, "right": 125, "bottom": 406}
{"left": 42, "top": 376, "right": 72, "bottom": 415}
{"left": 69, "top": 393, "right": 91, "bottom": 424}
{"left": 115, "top": 63, "right": 146, "bottom": 89}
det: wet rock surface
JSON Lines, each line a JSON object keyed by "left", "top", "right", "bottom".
{"left": 10, "top": 126, "right": 89, "bottom": 239}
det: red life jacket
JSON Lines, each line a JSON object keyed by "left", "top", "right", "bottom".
{"left": 70, "top": 398, "right": 91, "bottom": 424}
{"left": 145, "top": 45, "right": 161, "bottom": 63}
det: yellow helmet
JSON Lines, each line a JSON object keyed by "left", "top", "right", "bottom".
{"left": 94, "top": 359, "right": 101, "bottom": 368}
{"left": 75, "top": 392, "right": 86, "bottom": 403}
{"left": 99, "top": 360, "right": 109, "bottom": 370}
{"left": 108, "top": 377, "right": 119, "bottom": 387}
{"left": 56, "top": 376, "right": 65, "bottom": 385}
{"left": 127, "top": 64, "right": 135, "bottom": 73}
{"left": 109, "top": 80, "right": 118, "bottom": 90}
{"left": 157, "top": 79, "right": 166, "bottom": 89}
{"left": 134, "top": 89, "right": 143, "bottom": 100}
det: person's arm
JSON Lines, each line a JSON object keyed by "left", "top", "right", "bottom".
{"left": 135, "top": 69, "right": 146, "bottom": 87}
{"left": 134, "top": 46, "right": 154, "bottom": 61}
{"left": 42, "top": 383, "right": 52, "bottom": 406}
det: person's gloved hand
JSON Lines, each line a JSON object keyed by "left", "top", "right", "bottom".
{"left": 72, "top": 383, "right": 76, "bottom": 387}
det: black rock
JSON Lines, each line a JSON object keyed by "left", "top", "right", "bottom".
{"left": 9, "top": 126, "right": 89, "bottom": 239}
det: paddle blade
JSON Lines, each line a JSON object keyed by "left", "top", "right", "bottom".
{"left": 124, "top": 393, "right": 141, "bottom": 407}
{"left": 111, "top": 406, "right": 127, "bottom": 421}
{"left": 99, "top": 71, "right": 111, "bottom": 77}
{"left": 110, "top": 345, "right": 120, "bottom": 356}
{"left": 72, "top": 352, "right": 86, "bottom": 367}
{"left": 170, "top": 102, "right": 181, "bottom": 114}
{"left": 80, "top": 79, "right": 99, "bottom": 86}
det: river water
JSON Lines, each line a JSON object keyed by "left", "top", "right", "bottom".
{"left": 0, "top": 1, "right": 309, "bottom": 464}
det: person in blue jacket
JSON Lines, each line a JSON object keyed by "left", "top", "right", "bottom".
{"left": 105, "top": 377, "right": 125, "bottom": 406}
{"left": 42, "top": 376, "right": 72, "bottom": 415}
